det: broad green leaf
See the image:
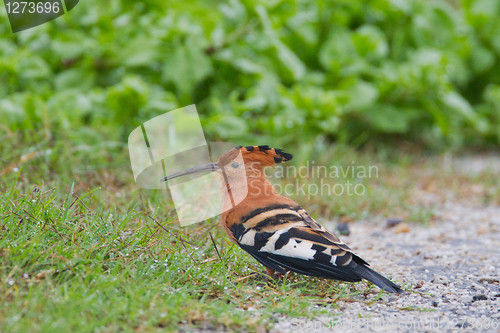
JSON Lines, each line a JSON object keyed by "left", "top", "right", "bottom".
{"left": 52, "top": 31, "right": 97, "bottom": 60}
{"left": 318, "top": 29, "right": 358, "bottom": 75}
{"left": 347, "top": 81, "right": 379, "bottom": 110}
{"left": 120, "top": 37, "right": 160, "bottom": 67}
{"left": 55, "top": 68, "right": 95, "bottom": 90}
{"left": 162, "top": 38, "right": 213, "bottom": 96}
{"left": 208, "top": 114, "right": 248, "bottom": 138}
{"left": 256, "top": 5, "right": 306, "bottom": 81}
{"left": 364, "top": 105, "right": 416, "bottom": 133}
{"left": 352, "top": 25, "right": 388, "bottom": 62}
{"left": 19, "top": 56, "right": 51, "bottom": 81}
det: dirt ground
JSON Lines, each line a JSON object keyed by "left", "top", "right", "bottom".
{"left": 272, "top": 202, "right": 500, "bottom": 332}
{"left": 272, "top": 157, "right": 500, "bottom": 333}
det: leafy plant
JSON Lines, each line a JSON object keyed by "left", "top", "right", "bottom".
{"left": 1, "top": 0, "right": 499, "bottom": 150}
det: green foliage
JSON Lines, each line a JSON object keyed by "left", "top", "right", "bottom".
{"left": 1, "top": 0, "right": 500, "bottom": 150}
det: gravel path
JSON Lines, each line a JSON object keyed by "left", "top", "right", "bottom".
{"left": 272, "top": 203, "right": 500, "bottom": 332}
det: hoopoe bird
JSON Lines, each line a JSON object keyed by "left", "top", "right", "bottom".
{"left": 163, "top": 145, "right": 401, "bottom": 293}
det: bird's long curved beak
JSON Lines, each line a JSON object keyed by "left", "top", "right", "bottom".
{"left": 161, "top": 163, "right": 221, "bottom": 182}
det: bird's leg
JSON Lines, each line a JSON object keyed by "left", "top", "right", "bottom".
{"left": 265, "top": 267, "right": 288, "bottom": 280}
{"left": 265, "top": 267, "right": 276, "bottom": 278}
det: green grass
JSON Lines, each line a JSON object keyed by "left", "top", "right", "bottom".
{"left": 0, "top": 181, "right": 366, "bottom": 331}
{"left": 1, "top": 130, "right": 499, "bottom": 331}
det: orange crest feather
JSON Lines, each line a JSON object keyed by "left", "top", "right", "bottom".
{"left": 218, "top": 145, "right": 293, "bottom": 167}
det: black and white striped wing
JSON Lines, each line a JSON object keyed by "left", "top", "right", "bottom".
{"left": 230, "top": 204, "right": 362, "bottom": 280}
{"left": 240, "top": 225, "right": 367, "bottom": 282}
{"left": 231, "top": 204, "right": 401, "bottom": 292}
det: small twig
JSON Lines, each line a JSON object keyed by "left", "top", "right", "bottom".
{"left": 147, "top": 215, "right": 196, "bottom": 247}
{"left": 209, "top": 232, "right": 222, "bottom": 262}
{"left": 200, "top": 258, "right": 217, "bottom": 265}
{"left": 40, "top": 187, "right": 56, "bottom": 196}
{"left": 47, "top": 217, "right": 67, "bottom": 241}
{"left": 231, "top": 272, "right": 259, "bottom": 283}
{"left": 147, "top": 214, "right": 199, "bottom": 265}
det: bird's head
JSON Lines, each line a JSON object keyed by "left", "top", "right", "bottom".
{"left": 162, "top": 145, "right": 293, "bottom": 182}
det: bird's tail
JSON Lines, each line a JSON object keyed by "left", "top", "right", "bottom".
{"left": 354, "top": 264, "right": 402, "bottom": 293}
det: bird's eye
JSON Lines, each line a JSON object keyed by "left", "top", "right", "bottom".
{"left": 230, "top": 162, "right": 240, "bottom": 169}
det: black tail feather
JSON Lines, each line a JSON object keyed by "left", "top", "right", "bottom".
{"left": 353, "top": 264, "right": 402, "bottom": 293}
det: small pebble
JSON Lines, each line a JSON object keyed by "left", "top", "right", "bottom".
{"left": 472, "top": 295, "right": 488, "bottom": 302}
{"left": 393, "top": 222, "right": 411, "bottom": 234}
{"left": 386, "top": 218, "right": 402, "bottom": 228}
{"left": 459, "top": 295, "right": 470, "bottom": 303}
{"left": 414, "top": 280, "right": 425, "bottom": 289}
{"left": 336, "top": 222, "right": 350, "bottom": 236}
{"left": 477, "top": 226, "right": 488, "bottom": 235}
{"left": 478, "top": 276, "right": 499, "bottom": 284}
{"left": 474, "top": 284, "right": 487, "bottom": 292}
{"left": 432, "top": 275, "right": 449, "bottom": 285}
